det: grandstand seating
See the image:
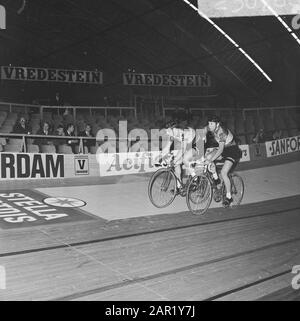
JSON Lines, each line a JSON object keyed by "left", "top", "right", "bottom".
{"left": 57, "top": 145, "right": 74, "bottom": 154}
{"left": 74, "top": 145, "right": 89, "bottom": 154}
{"left": 0, "top": 104, "right": 299, "bottom": 153}
{"left": 27, "top": 144, "right": 39, "bottom": 153}
{"left": 40, "top": 145, "right": 56, "bottom": 154}
{"left": 4, "top": 144, "right": 23, "bottom": 152}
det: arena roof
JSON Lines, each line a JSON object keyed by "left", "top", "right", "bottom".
{"left": 1, "top": 0, "right": 299, "bottom": 100}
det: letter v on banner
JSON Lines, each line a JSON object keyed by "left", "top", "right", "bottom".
{"left": 0, "top": 5, "right": 6, "bottom": 29}
{"left": 74, "top": 156, "right": 89, "bottom": 175}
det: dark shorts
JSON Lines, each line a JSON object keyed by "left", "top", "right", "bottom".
{"left": 221, "top": 145, "right": 242, "bottom": 164}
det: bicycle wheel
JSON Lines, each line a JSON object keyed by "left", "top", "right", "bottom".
{"left": 148, "top": 168, "right": 177, "bottom": 208}
{"left": 222, "top": 173, "right": 244, "bottom": 206}
{"left": 186, "top": 174, "right": 212, "bottom": 215}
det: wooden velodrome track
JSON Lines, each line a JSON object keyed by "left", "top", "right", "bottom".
{"left": 0, "top": 154, "right": 299, "bottom": 301}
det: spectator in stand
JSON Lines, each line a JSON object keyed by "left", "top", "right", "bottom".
{"left": 53, "top": 124, "right": 65, "bottom": 148}
{"left": 54, "top": 92, "right": 64, "bottom": 106}
{"left": 272, "top": 129, "right": 282, "bottom": 140}
{"left": 13, "top": 117, "right": 31, "bottom": 135}
{"left": 34, "top": 121, "right": 53, "bottom": 147}
{"left": 65, "top": 123, "right": 78, "bottom": 153}
{"left": 79, "top": 124, "right": 94, "bottom": 153}
{"left": 54, "top": 92, "right": 64, "bottom": 115}
{"left": 252, "top": 128, "right": 267, "bottom": 144}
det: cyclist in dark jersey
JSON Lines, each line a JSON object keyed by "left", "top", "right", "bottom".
{"left": 203, "top": 115, "right": 242, "bottom": 207}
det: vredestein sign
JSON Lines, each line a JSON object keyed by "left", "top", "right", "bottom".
{"left": 123, "top": 72, "right": 211, "bottom": 87}
{"left": 0, "top": 66, "right": 103, "bottom": 84}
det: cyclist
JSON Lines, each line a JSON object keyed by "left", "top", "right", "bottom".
{"left": 203, "top": 115, "right": 242, "bottom": 207}
{"left": 160, "top": 115, "right": 196, "bottom": 193}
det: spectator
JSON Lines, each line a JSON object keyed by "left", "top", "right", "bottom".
{"left": 65, "top": 123, "right": 78, "bottom": 153}
{"left": 79, "top": 124, "right": 95, "bottom": 152}
{"left": 34, "top": 121, "right": 53, "bottom": 146}
{"left": 54, "top": 92, "right": 64, "bottom": 106}
{"left": 53, "top": 124, "right": 65, "bottom": 148}
{"left": 53, "top": 92, "right": 65, "bottom": 115}
{"left": 272, "top": 129, "right": 282, "bottom": 140}
{"left": 252, "top": 128, "right": 267, "bottom": 144}
{"left": 13, "top": 117, "right": 31, "bottom": 134}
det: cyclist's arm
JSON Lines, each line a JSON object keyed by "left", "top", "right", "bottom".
{"left": 202, "top": 126, "right": 208, "bottom": 143}
{"left": 209, "top": 141, "right": 225, "bottom": 162}
{"left": 160, "top": 130, "right": 175, "bottom": 159}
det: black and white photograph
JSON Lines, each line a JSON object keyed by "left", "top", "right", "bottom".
{"left": 0, "top": 0, "right": 299, "bottom": 306}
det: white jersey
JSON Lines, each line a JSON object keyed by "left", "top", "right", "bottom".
{"left": 166, "top": 127, "right": 195, "bottom": 150}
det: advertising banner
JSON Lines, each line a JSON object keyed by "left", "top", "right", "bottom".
{"left": 1, "top": 66, "right": 103, "bottom": 84}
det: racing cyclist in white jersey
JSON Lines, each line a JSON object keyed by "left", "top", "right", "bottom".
{"left": 161, "top": 118, "right": 197, "bottom": 193}
{"left": 203, "top": 115, "right": 242, "bottom": 207}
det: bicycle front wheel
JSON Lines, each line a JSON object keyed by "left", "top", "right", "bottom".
{"left": 186, "top": 174, "right": 212, "bottom": 215}
{"left": 148, "top": 168, "right": 177, "bottom": 208}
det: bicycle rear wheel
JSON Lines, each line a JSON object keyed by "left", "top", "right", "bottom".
{"left": 148, "top": 168, "right": 177, "bottom": 208}
{"left": 186, "top": 174, "right": 212, "bottom": 215}
{"left": 222, "top": 173, "right": 244, "bottom": 206}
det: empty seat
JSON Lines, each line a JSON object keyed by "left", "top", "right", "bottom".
{"left": 74, "top": 145, "right": 89, "bottom": 154}
{"left": 57, "top": 144, "right": 73, "bottom": 154}
{"left": 129, "top": 141, "right": 149, "bottom": 152}
{"left": 235, "top": 119, "right": 246, "bottom": 135}
{"left": 281, "top": 130, "right": 289, "bottom": 138}
{"left": 97, "top": 142, "right": 117, "bottom": 153}
{"left": 27, "top": 144, "right": 39, "bottom": 153}
{"left": 89, "top": 146, "right": 98, "bottom": 154}
{"left": 53, "top": 114, "right": 63, "bottom": 123}
{"left": 0, "top": 125, "right": 13, "bottom": 133}
{"left": 274, "top": 113, "right": 287, "bottom": 129}
{"left": 246, "top": 134, "right": 255, "bottom": 144}
{"left": 289, "top": 128, "right": 298, "bottom": 137}
{"left": 2, "top": 119, "right": 16, "bottom": 126}
{"left": 9, "top": 138, "right": 23, "bottom": 146}
{"left": 4, "top": 144, "right": 23, "bottom": 152}
{"left": 0, "top": 137, "right": 7, "bottom": 146}
{"left": 31, "top": 113, "right": 41, "bottom": 119}
{"left": 286, "top": 115, "right": 298, "bottom": 129}
{"left": 40, "top": 145, "right": 57, "bottom": 154}
{"left": 264, "top": 117, "right": 275, "bottom": 132}
{"left": 6, "top": 113, "right": 18, "bottom": 121}
{"left": 0, "top": 111, "right": 7, "bottom": 118}
{"left": 237, "top": 135, "right": 247, "bottom": 145}
{"left": 253, "top": 116, "right": 264, "bottom": 131}
{"left": 245, "top": 117, "right": 255, "bottom": 134}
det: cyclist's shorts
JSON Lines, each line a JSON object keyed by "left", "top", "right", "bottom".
{"left": 221, "top": 145, "right": 242, "bottom": 164}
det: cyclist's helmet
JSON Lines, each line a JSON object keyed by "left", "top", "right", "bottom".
{"left": 207, "top": 115, "right": 221, "bottom": 124}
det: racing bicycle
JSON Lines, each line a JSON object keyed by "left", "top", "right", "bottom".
{"left": 186, "top": 160, "right": 244, "bottom": 215}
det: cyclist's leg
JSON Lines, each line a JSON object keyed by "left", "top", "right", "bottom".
{"left": 205, "top": 149, "right": 220, "bottom": 182}
{"left": 220, "top": 159, "right": 234, "bottom": 205}
{"left": 173, "top": 150, "right": 183, "bottom": 188}
{"left": 183, "top": 148, "right": 196, "bottom": 177}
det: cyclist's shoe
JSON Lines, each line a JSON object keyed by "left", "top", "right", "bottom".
{"left": 213, "top": 178, "right": 221, "bottom": 186}
{"left": 223, "top": 197, "right": 233, "bottom": 208}
{"left": 179, "top": 186, "right": 187, "bottom": 197}
{"left": 170, "top": 187, "right": 183, "bottom": 195}
{"left": 213, "top": 189, "right": 222, "bottom": 203}
{"left": 155, "top": 159, "right": 167, "bottom": 167}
